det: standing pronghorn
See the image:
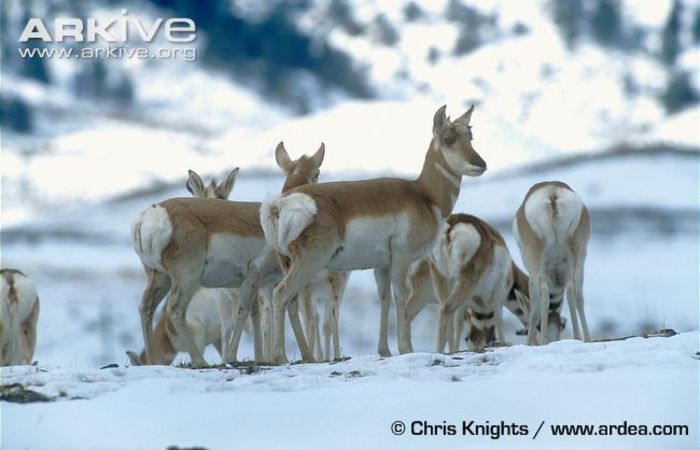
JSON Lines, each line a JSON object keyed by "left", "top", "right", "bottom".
{"left": 513, "top": 181, "right": 591, "bottom": 345}
{"left": 128, "top": 168, "right": 265, "bottom": 365}
{"left": 405, "top": 214, "right": 520, "bottom": 352}
{"left": 132, "top": 143, "right": 325, "bottom": 366}
{"left": 1, "top": 269, "right": 39, "bottom": 366}
{"left": 261, "top": 105, "right": 487, "bottom": 363}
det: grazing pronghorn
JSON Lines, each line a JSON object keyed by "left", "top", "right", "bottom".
{"left": 404, "top": 214, "right": 515, "bottom": 352}
{"left": 299, "top": 270, "right": 350, "bottom": 361}
{"left": 261, "top": 105, "right": 487, "bottom": 363}
{"left": 128, "top": 168, "right": 268, "bottom": 365}
{"left": 513, "top": 181, "right": 591, "bottom": 345}
{"left": 132, "top": 143, "right": 324, "bottom": 366}
{"left": 127, "top": 289, "right": 236, "bottom": 366}
{"left": 1, "top": 269, "right": 39, "bottom": 366}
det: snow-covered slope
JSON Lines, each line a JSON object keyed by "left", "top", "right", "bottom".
{"left": 2, "top": 331, "right": 697, "bottom": 450}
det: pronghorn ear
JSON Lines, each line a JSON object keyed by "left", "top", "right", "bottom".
{"left": 433, "top": 104, "right": 447, "bottom": 136}
{"left": 215, "top": 167, "right": 239, "bottom": 199}
{"left": 186, "top": 170, "right": 205, "bottom": 197}
{"left": 454, "top": 104, "right": 475, "bottom": 127}
{"left": 309, "top": 143, "right": 325, "bottom": 170}
{"left": 514, "top": 289, "right": 530, "bottom": 316}
{"left": 275, "top": 141, "right": 293, "bottom": 172}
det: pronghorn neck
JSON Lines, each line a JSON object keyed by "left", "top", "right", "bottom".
{"left": 152, "top": 312, "right": 177, "bottom": 364}
{"left": 416, "top": 140, "right": 462, "bottom": 218}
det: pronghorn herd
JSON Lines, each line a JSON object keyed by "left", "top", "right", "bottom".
{"left": 1, "top": 105, "right": 592, "bottom": 367}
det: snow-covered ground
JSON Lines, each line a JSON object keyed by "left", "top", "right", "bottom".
{"left": 2, "top": 332, "right": 697, "bottom": 449}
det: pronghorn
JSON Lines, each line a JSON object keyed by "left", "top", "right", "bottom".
{"left": 404, "top": 214, "right": 515, "bottom": 352}
{"left": 261, "top": 105, "right": 487, "bottom": 363}
{"left": 132, "top": 143, "right": 324, "bottom": 366}
{"left": 513, "top": 181, "right": 590, "bottom": 345}
{"left": 1, "top": 269, "right": 39, "bottom": 366}
{"left": 128, "top": 168, "right": 268, "bottom": 365}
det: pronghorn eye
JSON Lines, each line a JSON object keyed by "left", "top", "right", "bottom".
{"left": 444, "top": 134, "right": 456, "bottom": 146}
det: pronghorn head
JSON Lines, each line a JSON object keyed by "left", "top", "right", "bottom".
{"left": 186, "top": 168, "right": 240, "bottom": 199}
{"left": 275, "top": 141, "right": 325, "bottom": 192}
{"left": 514, "top": 290, "right": 567, "bottom": 341}
{"left": 432, "top": 105, "right": 486, "bottom": 177}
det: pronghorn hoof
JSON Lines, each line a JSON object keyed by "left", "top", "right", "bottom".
{"left": 273, "top": 355, "right": 289, "bottom": 365}
{"left": 378, "top": 349, "right": 392, "bottom": 358}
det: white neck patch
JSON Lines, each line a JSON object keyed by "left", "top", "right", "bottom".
{"left": 434, "top": 162, "right": 462, "bottom": 190}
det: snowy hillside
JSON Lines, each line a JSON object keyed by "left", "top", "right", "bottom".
{"left": 3, "top": 1, "right": 699, "bottom": 225}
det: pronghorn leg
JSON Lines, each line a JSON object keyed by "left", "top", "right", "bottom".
{"left": 374, "top": 267, "right": 392, "bottom": 357}
{"left": 573, "top": 266, "right": 590, "bottom": 342}
{"left": 492, "top": 281, "right": 508, "bottom": 345}
{"left": 322, "top": 298, "right": 340, "bottom": 361}
{"left": 566, "top": 285, "right": 582, "bottom": 340}
{"left": 392, "top": 256, "right": 413, "bottom": 355}
{"left": 300, "top": 289, "right": 321, "bottom": 361}
{"left": 538, "top": 278, "right": 550, "bottom": 345}
{"left": 526, "top": 276, "right": 542, "bottom": 346}
{"left": 0, "top": 322, "right": 6, "bottom": 365}
{"left": 139, "top": 268, "right": 171, "bottom": 364}
{"left": 167, "top": 281, "right": 205, "bottom": 366}
{"left": 272, "top": 259, "right": 322, "bottom": 364}
{"left": 20, "top": 300, "right": 40, "bottom": 365}
{"left": 259, "top": 286, "right": 274, "bottom": 361}
{"left": 226, "top": 279, "right": 258, "bottom": 363}
{"left": 494, "top": 302, "right": 505, "bottom": 345}
{"left": 251, "top": 293, "right": 265, "bottom": 361}
{"left": 321, "top": 281, "right": 338, "bottom": 361}
{"left": 436, "top": 280, "right": 473, "bottom": 353}
{"left": 217, "top": 291, "right": 236, "bottom": 363}
{"left": 287, "top": 295, "right": 314, "bottom": 362}
{"left": 449, "top": 305, "right": 465, "bottom": 353}
{"left": 404, "top": 264, "right": 437, "bottom": 353}
{"left": 332, "top": 273, "right": 348, "bottom": 361}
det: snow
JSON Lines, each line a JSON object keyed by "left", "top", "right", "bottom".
{"left": 2, "top": 332, "right": 697, "bottom": 449}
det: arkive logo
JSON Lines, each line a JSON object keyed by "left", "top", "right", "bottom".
{"left": 18, "top": 9, "right": 196, "bottom": 43}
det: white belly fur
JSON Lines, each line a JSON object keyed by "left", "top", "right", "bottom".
{"left": 200, "top": 233, "right": 266, "bottom": 287}
{"left": 327, "top": 214, "right": 415, "bottom": 270}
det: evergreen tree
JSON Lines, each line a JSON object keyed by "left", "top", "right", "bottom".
{"left": 661, "top": 0, "right": 682, "bottom": 65}
{"left": 551, "top": 0, "right": 585, "bottom": 50}
{"left": 591, "top": 0, "right": 622, "bottom": 47}
{"left": 661, "top": 71, "right": 699, "bottom": 114}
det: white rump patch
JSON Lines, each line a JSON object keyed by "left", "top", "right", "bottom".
{"left": 525, "top": 186, "right": 583, "bottom": 244}
{"left": 260, "top": 193, "right": 317, "bottom": 255}
{"left": 131, "top": 205, "right": 172, "bottom": 272}
{"left": 433, "top": 223, "right": 481, "bottom": 279}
